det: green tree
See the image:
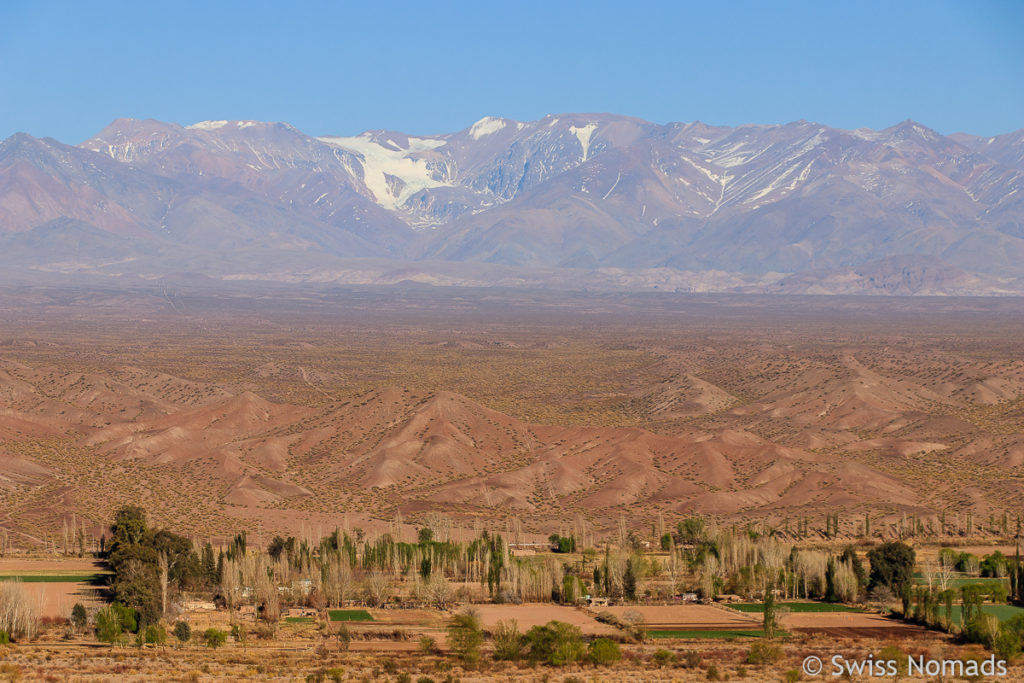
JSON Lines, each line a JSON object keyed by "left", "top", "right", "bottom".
{"left": 623, "top": 560, "right": 637, "bottom": 601}
{"left": 71, "top": 603, "right": 87, "bottom": 631}
{"left": 203, "top": 628, "right": 227, "bottom": 649}
{"left": 95, "top": 605, "right": 126, "bottom": 645}
{"left": 144, "top": 623, "right": 166, "bottom": 645}
{"left": 867, "top": 542, "right": 916, "bottom": 596}
{"left": 173, "top": 620, "right": 191, "bottom": 644}
{"left": 446, "top": 610, "right": 483, "bottom": 665}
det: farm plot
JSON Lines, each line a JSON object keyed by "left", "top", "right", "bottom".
{"left": 0, "top": 558, "right": 109, "bottom": 618}
{"left": 782, "top": 611, "right": 930, "bottom": 638}
{"left": 473, "top": 604, "right": 619, "bottom": 635}
{"left": 602, "top": 604, "right": 762, "bottom": 633}
{"left": 729, "top": 602, "right": 864, "bottom": 613}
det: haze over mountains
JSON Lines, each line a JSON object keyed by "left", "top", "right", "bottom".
{"left": 2, "top": 114, "right": 1023, "bottom": 295}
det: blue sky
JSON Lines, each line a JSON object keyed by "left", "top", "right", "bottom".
{"left": 1, "top": 0, "right": 1021, "bottom": 143}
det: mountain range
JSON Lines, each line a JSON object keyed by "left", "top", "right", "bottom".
{"left": 2, "top": 114, "right": 1023, "bottom": 294}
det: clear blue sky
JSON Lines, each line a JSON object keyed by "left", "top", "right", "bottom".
{"left": 1, "top": 0, "right": 1021, "bottom": 144}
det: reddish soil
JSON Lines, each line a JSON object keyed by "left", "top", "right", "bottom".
{"left": 473, "top": 603, "right": 618, "bottom": 635}
{"left": 782, "top": 611, "right": 931, "bottom": 638}
{"left": 603, "top": 604, "right": 761, "bottom": 629}
{"left": 0, "top": 558, "right": 105, "bottom": 572}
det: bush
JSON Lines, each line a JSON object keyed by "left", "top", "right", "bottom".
{"left": 144, "top": 623, "right": 166, "bottom": 645}
{"left": 95, "top": 606, "right": 125, "bottom": 645}
{"left": 336, "top": 624, "right": 351, "bottom": 650}
{"left": 446, "top": 609, "right": 483, "bottom": 665}
{"left": 706, "top": 663, "right": 723, "bottom": 681}
{"left": 71, "top": 603, "right": 87, "bottom": 631}
{"left": 173, "top": 620, "right": 191, "bottom": 643}
{"left": 326, "top": 669, "right": 345, "bottom": 683}
{"left": 784, "top": 670, "right": 801, "bottom": 682}
{"left": 651, "top": 647, "right": 675, "bottom": 667}
{"left": 587, "top": 637, "right": 622, "bottom": 665}
{"left": 492, "top": 619, "right": 522, "bottom": 661}
{"left": 418, "top": 634, "right": 437, "bottom": 655}
{"left": 524, "top": 620, "right": 585, "bottom": 666}
{"left": 203, "top": 628, "right": 227, "bottom": 649}
{"left": 682, "top": 649, "right": 702, "bottom": 668}
{"left": 746, "top": 641, "right": 782, "bottom": 665}
{"left": 993, "top": 625, "right": 1021, "bottom": 663}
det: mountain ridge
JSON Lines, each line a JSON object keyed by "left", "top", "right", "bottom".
{"left": 1, "top": 114, "right": 1023, "bottom": 294}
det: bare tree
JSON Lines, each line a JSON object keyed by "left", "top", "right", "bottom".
{"left": 158, "top": 551, "right": 169, "bottom": 617}
{"left": 364, "top": 569, "right": 393, "bottom": 607}
{"left": 0, "top": 580, "right": 42, "bottom": 640}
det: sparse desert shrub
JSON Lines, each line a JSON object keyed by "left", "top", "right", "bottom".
{"left": 492, "top": 619, "right": 522, "bottom": 661}
{"left": 588, "top": 637, "right": 622, "bottom": 665}
{"left": 877, "top": 645, "right": 907, "bottom": 676}
{"left": 203, "top": 627, "right": 227, "bottom": 649}
{"left": 418, "top": 634, "right": 437, "bottom": 655}
{"left": 783, "top": 669, "right": 801, "bottom": 682}
{"left": 416, "top": 677, "right": 436, "bottom": 683}
{"left": 395, "top": 671, "right": 411, "bottom": 683}
{"left": 326, "top": 668, "right": 345, "bottom": 683}
{"left": 336, "top": 624, "right": 351, "bottom": 650}
{"left": 706, "top": 663, "right": 723, "bottom": 681}
{"left": 0, "top": 663, "right": 23, "bottom": 681}
{"left": 652, "top": 647, "right": 675, "bottom": 667}
{"left": 682, "top": 649, "right": 702, "bottom": 668}
{"left": 382, "top": 658, "right": 398, "bottom": 674}
{"left": 746, "top": 641, "right": 782, "bottom": 665}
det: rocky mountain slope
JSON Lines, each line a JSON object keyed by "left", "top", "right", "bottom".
{"left": 1, "top": 115, "right": 1023, "bottom": 293}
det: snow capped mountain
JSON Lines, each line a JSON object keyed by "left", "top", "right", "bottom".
{"left": 1, "top": 114, "right": 1023, "bottom": 293}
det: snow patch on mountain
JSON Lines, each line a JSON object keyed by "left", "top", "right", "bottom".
{"left": 187, "top": 120, "right": 229, "bottom": 131}
{"left": 469, "top": 117, "right": 507, "bottom": 140}
{"left": 317, "top": 134, "right": 449, "bottom": 210}
{"left": 569, "top": 123, "right": 597, "bottom": 161}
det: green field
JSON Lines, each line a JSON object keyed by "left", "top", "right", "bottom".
{"left": 947, "top": 604, "right": 1024, "bottom": 626}
{"left": 0, "top": 574, "right": 108, "bottom": 583}
{"left": 728, "top": 602, "right": 863, "bottom": 613}
{"left": 914, "top": 576, "right": 1009, "bottom": 588}
{"left": 328, "top": 609, "right": 374, "bottom": 622}
{"left": 649, "top": 629, "right": 770, "bottom": 639}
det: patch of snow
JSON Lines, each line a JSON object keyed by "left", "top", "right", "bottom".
{"left": 187, "top": 120, "right": 229, "bottom": 131}
{"left": 988, "top": 137, "right": 995, "bottom": 144}
{"left": 694, "top": 137, "right": 710, "bottom": 144}
{"left": 602, "top": 171, "right": 621, "bottom": 200}
{"left": 317, "top": 134, "right": 450, "bottom": 210}
{"left": 679, "top": 156, "right": 733, "bottom": 186}
{"left": 469, "top": 116, "right": 507, "bottom": 140}
{"left": 237, "top": 121, "right": 258, "bottom": 129}
{"left": 569, "top": 123, "right": 598, "bottom": 161}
